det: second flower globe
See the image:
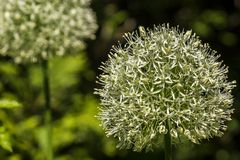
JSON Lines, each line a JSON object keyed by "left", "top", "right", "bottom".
{"left": 96, "top": 24, "right": 236, "bottom": 152}
{"left": 0, "top": 0, "right": 98, "bottom": 63}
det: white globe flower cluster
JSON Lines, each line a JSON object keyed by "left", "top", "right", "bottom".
{"left": 0, "top": 0, "right": 98, "bottom": 63}
{"left": 95, "top": 24, "right": 236, "bottom": 152}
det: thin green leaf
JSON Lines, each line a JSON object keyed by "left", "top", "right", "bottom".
{"left": 0, "top": 99, "right": 22, "bottom": 109}
{"left": 0, "top": 127, "right": 12, "bottom": 152}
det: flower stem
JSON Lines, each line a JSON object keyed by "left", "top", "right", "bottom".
{"left": 164, "top": 119, "right": 172, "bottom": 160}
{"left": 41, "top": 59, "right": 53, "bottom": 160}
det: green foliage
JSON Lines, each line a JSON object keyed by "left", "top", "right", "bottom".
{"left": 0, "top": 126, "right": 12, "bottom": 152}
{"left": 0, "top": 99, "right": 21, "bottom": 152}
{"left": 0, "top": 99, "right": 22, "bottom": 109}
{"left": 0, "top": 53, "right": 117, "bottom": 159}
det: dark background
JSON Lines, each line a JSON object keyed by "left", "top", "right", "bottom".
{"left": 0, "top": 0, "right": 239, "bottom": 159}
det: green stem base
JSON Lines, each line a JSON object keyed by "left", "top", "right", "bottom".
{"left": 164, "top": 119, "right": 172, "bottom": 160}
{"left": 41, "top": 60, "right": 53, "bottom": 160}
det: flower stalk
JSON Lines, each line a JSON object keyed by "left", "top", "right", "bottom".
{"left": 164, "top": 119, "right": 172, "bottom": 160}
{"left": 41, "top": 59, "right": 53, "bottom": 160}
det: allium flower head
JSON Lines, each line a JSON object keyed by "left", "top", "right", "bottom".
{"left": 95, "top": 24, "right": 236, "bottom": 152}
{"left": 0, "top": 0, "right": 98, "bottom": 63}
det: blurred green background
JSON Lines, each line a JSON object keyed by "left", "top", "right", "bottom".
{"left": 0, "top": 0, "right": 240, "bottom": 159}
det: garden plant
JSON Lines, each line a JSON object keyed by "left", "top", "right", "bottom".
{"left": 95, "top": 24, "right": 236, "bottom": 160}
{"left": 0, "top": 0, "right": 97, "bottom": 159}
{"left": 0, "top": 0, "right": 239, "bottom": 159}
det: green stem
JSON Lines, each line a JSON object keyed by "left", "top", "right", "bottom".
{"left": 41, "top": 59, "right": 53, "bottom": 160}
{"left": 164, "top": 119, "right": 172, "bottom": 160}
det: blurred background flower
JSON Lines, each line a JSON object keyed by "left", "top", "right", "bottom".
{"left": 0, "top": 0, "right": 98, "bottom": 63}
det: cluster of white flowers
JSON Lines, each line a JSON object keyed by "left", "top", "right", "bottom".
{"left": 95, "top": 24, "right": 236, "bottom": 152}
{"left": 0, "top": 0, "right": 98, "bottom": 63}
